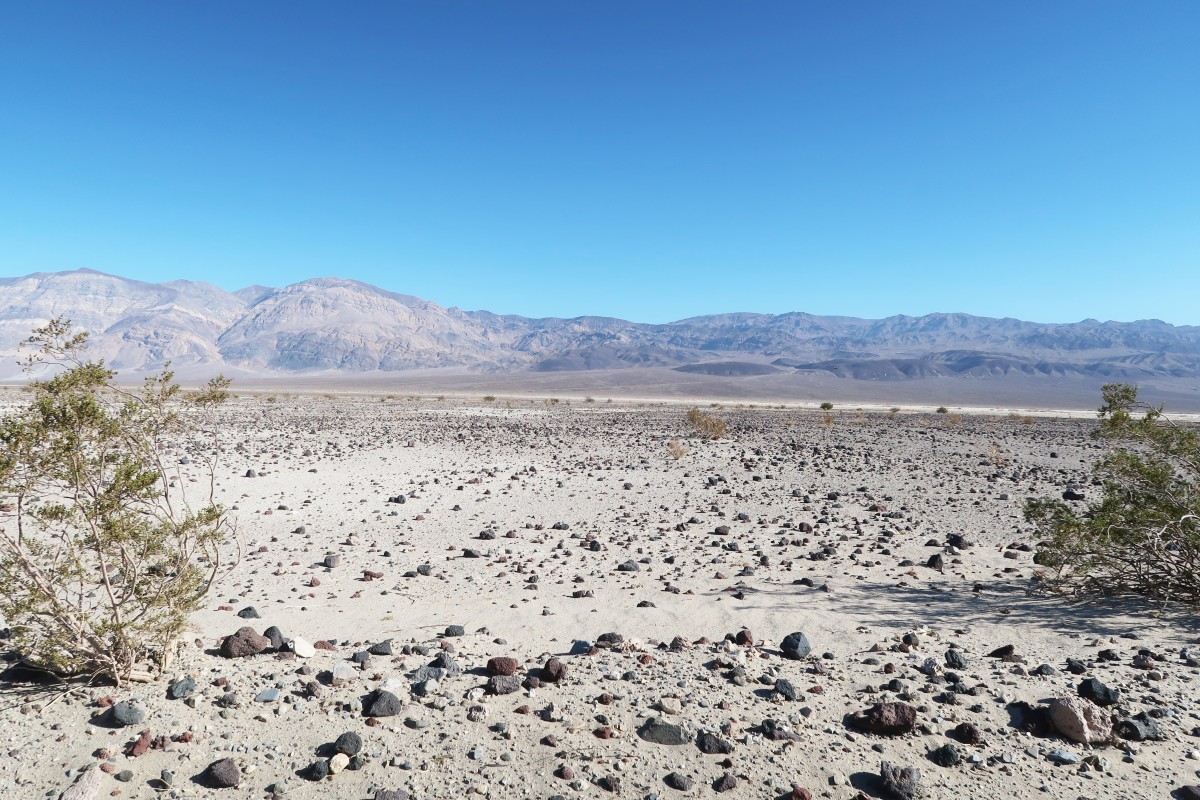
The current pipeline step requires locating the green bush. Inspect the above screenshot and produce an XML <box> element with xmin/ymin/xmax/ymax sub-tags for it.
<box><xmin>819</xmin><ymin>402</ymin><xmax>833</xmax><ymax>411</ymax></box>
<box><xmin>0</xmin><ymin>319</ymin><xmax>236</xmax><ymax>684</ymax></box>
<box><xmin>1025</xmin><ymin>384</ymin><xmax>1200</xmax><ymax>604</ymax></box>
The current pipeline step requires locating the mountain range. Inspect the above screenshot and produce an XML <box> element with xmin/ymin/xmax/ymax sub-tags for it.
<box><xmin>2</xmin><ymin>270</ymin><xmax>1199</xmax><ymax>394</ymax></box>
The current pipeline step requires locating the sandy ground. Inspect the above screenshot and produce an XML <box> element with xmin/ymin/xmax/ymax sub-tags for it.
<box><xmin>3</xmin><ymin>395</ymin><xmax>1200</xmax><ymax>799</ymax></box>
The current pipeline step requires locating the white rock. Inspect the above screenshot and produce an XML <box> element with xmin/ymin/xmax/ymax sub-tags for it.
<box><xmin>290</xmin><ymin>637</ymin><xmax>316</xmax><ymax>658</ymax></box>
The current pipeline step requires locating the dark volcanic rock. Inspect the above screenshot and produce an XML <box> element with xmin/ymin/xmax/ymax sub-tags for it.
<box><xmin>880</xmin><ymin>761</ymin><xmax>921</xmax><ymax>800</ymax></box>
<box><xmin>333</xmin><ymin>731</ymin><xmax>363</xmax><ymax>756</ymax></box>
<box><xmin>845</xmin><ymin>702</ymin><xmax>917</xmax><ymax>736</ymax></box>
<box><xmin>1078</xmin><ymin>677</ymin><xmax>1120</xmax><ymax>707</ymax></box>
<box><xmin>362</xmin><ymin>689</ymin><xmax>403</xmax><ymax>717</ymax></box>
<box><xmin>664</xmin><ymin>771</ymin><xmax>694</xmax><ymax>791</ymax></box>
<box><xmin>695</xmin><ymin>730</ymin><xmax>734</xmax><ymax>754</ymax></box>
<box><xmin>487</xmin><ymin>675</ymin><xmax>522</xmax><ymax>695</ymax></box>
<box><xmin>780</xmin><ymin>631</ymin><xmax>812</xmax><ymax>659</ymax></box>
<box><xmin>201</xmin><ymin>758</ymin><xmax>241</xmax><ymax>788</ymax></box>
<box><xmin>638</xmin><ymin>717</ymin><xmax>692</xmax><ymax>745</ymax></box>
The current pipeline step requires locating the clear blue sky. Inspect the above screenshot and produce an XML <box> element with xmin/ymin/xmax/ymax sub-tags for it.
<box><xmin>1</xmin><ymin>2</ymin><xmax>1196</xmax><ymax>324</ymax></box>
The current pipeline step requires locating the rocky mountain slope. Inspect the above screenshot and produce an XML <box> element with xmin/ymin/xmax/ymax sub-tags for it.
<box><xmin>1</xmin><ymin>269</ymin><xmax>1197</xmax><ymax>383</ymax></box>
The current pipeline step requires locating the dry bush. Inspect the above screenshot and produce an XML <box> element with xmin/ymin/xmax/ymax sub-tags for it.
<box><xmin>687</xmin><ymin>407</ymin><xmax>727</xmax><ymax>439</ymax></box>
<box><xmin>666</xmin><ymin>439</ymin><xmax>689</xmax><ymax>460</ymax></box>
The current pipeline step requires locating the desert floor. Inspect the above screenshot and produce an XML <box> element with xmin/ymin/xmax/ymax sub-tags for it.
<box><xmin>4</xmin><ymin>395</ymin><xmax>1199</xmax><ymax>800</ymax></box>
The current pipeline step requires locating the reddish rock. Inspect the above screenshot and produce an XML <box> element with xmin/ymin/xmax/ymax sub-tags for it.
<box><xmin>845</xmin><ymin>702</ymin><xmax>917</xmax><ymax>736</ymax></box>
<box><xmin>219</xmin><ymin>627</ymin><xmax>269</xmax><ymax>658</ymax></box>
<box><xmin>487</xmin><ymin>656</ymin><xmax>519</xmax><ymax>676</ymax></box>
<box><xmin>543</xmin><ymin>657</ymin><xmax>567</xmax><ymax>683</ymax></box>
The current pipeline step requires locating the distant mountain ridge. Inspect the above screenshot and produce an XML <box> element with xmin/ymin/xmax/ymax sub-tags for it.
<box><xmin>1</xmin><ymin>268</ymin><xmax>1198</xmax><ymax>382</ymax></box>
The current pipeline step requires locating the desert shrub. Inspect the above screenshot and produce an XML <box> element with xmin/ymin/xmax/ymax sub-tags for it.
<box><xmin>935</xmin><ymin>406</ymin><xmax>948</xmax><ymax>414</ymax></box>
<box><xmin>687</xmin><ymin>407</ymin><xmax>727</xmax><ymax>439</ymax></box>
<box><xmin>666</xmin><ymin>439</ymin><xmax>689</xmax><ymax>460</ymax></box>
<box><xmin>888</xmin><ymin>407</ymin><xmax>901</xmax><ymax>418</ymax></box>
<box><xmin>0</xmin><ymin>319</ymin><xmax>236</xmax><ymax>685</ymax></box>
<box><xmin>1025</xmin><ymin>384</ymin><xmax>1200</xmax><ymax>604</ymax></box>
<box><xmin>482</xmin><ymin>395</ymin><xmax>496</xmax><ymax>402</ymax></box>
<box><xmin>819</xmin><ymin>402</ymin><xmax>833</xmax><ymax>411</ymax></box>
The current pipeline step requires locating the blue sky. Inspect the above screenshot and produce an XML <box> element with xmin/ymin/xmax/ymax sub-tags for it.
<box><xmin>1</xmin><ymin>2</ymin><xmax>1196</xmax><ymax>324</ymax></box>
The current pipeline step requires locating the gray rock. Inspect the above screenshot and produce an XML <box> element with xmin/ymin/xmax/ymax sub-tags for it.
<box><xmin>362</xmin><ymin>689</ymin><xmax>403</xmax><ymax>717</ymax></box>
<box><xmin>664</xmin><ymin>772</ymin><xmax>694</xmax><ymax>791</ymax></box>
<box><xmin>780</xmin><ymin>632</ymin><xmax>812</xmax><ymax>659</ymax></box>
<box><xmin>201</xmin><ymin>758</ymin><xmax>241</xmax><ymax>788</ymax></box>
<box><xmin>638</xmin><ymin>717</ymin><xmax>692</xmax><ymax>745</ymax></box>
<box><xmin>167</xmin><ymin>676</ymin><xmax>196</xmax><ymax>700</ymax></box>
<box><xmin>109</xmin><ymin>700</ymin><xmax>146</xmax><ymax>727</ymax></box>
<box><xmin>334</xmin><ymin>731</ymin><xmax>363</xmax><ymax>756</ymax></box>
<box><xmin>880</xmin><ymin>761</ymin><xmax>920</xmax><ymax>800</ymax></box>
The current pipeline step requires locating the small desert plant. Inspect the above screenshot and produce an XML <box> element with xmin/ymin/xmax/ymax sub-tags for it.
<box><xmin>945</xmin><ymin>413</ymin><xmax>963</xmax><ymax>426</ymax></box>
<box><xmin>687</xmin><ymin>407</ymin><xmax>727</xmax><ymax>439</ymax></box>
<box><xmin>666</xmin><ymin>439</ymin><xmax>689</xmax><ymax>460</ymax></box>
<box><xmin>0</xmin><ymin>319</ymin><xmax>236</xmax><ymax>685</ymax></box>
<box><xmin>1025</xmin><ymin>384</ymin><xmax>1200</xmax><ymax>604</ymax></box>
<box><xmin>819</xmin><ymin>402</ymin><xmax>833</xmax><ymax>411</ymax></box>
<box><xmin>888</xmin><ymin>407</ymin><xmax>901</xmax><ymax>418</ymax></box>
<box><xmin>482</xmin><ymin>395</ymin><xmax>496</xmax><ymax>403</ymax></box>
<box><xmin>936</xmin><ymin>406</ymin><xmax>948</xmax><ymax>414</ymax></box>
<box><xmin>585</xmin><ymin>396</ymin><xmax>595</xmax><ymax>403</ymax></box>
<box><xmin>821</xmin><ymin>413</ymin><xmax>834</xmax><ymax>427</ymax></box>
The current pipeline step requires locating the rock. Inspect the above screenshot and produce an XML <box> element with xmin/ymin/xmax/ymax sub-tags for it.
<box><xmin>1046</xmin><ymin>748</ymin><xmax>1080</xmax><ymax>765</ymax></box>
<box><xmin>845</xmin><ymin>702</ymin><xmax>917</xmax><ymax>736</ymax></box>
<box><xmin>236</xmin><ymin>606</ymin><xmax>260</xmax><ymax>619</ymax></box>
<box><xmin>219</xmin><ymin>627</ymin><xmax>269</xmax><ymax>658</ymax></box>
<box><xmin>263</xmin><ymin>626</ymin><xmax>286</xmax><ymax>650</ymax></box>
<box><xmin>761</xmin><ymin>718</ymin><xmax>802</xmax><ymax>741</ymax></box>
<box><xmin>1077</xmin><ymin>677</ymin><xmax>1119</xmax><ymax>707</ymax></box>
<box><xmin>952</xmin><ymin>722</ymin><xmax>983</xmax><ymax>745</ymax></box>
<box><xmin>429</xmin><ymin>651</ymin><xmax>461</xmax><ymax>676</ymax></box>
<box><xmin>362</xmin><ymin>689</ymin><xmax>403</xmax><ymax>717</ymax></box>
<box><xmin>664</xmin><ymin>772</ymin><xmax>694</xmax><ymax>790</ymax></box>
<box><xmin>374</xmin><ymin>792</ymin><xmax>411</xmax><ymax>800</ymax></box>
<box><xmin>167</xmin><ymin>676</ymin><xmax>196</xmax><ymax>700</ymax></box>
<box><xmin>368</xmin><ymin>639</ymin><xmax>394</xmax><ymax>656</ymax></box>
<box><xmin>617</xmin><ymin>560</ymin><xmax>639</xmax><ymax>572</ymax></box>
<box><xmin>334</xmin><ymin>731</ymin><xmax>362</xmax><ymax>756</ymax></box>
<box><xmin>201</xmin><ymin>758</ymin><xmax>241</xmax><ymax>788</ymax></box>
<box><xmin>487</xmin><ymin>656</ymin><xmax>519</xmax><ymax>676</ymax></box>
<box><xmin>695</xmin><ymin>731</ymin><xmax>733</xmax><ymax>754</ymax></box>
<box><xmin>108</xmin><ymin>700</ymin><xmax>146</xmax><ymax>727</ymax></box>
<box><xmin>712</xmin><ymin>773</ymin><xmax>738</xmax><ymax>792</ymax></box>
<box><xmin>290</xmin><ymin>637</ymin><xmax>316</xmax><ymax>658</ymax></box>
<box><xmin>638</xmin><ymin>717</ymin><xmax>692</xmax><ymax>745</ymax></box>
<box><xmin>60</xmin><ymin>765</ymin><xmax>103</xmax><ymax>800</ymax></box>
<box><xmin>444</xmin><ymin>624</ymin><xmax>466</xmax><ymax>637</ymax></box>
<box><xmin>944</xmin><ymin>649</ymin><xmax>968</xmax><ymax>670</ymax></box>
<box><xmin>255</xmin><ymin>687</ymin><xmax>280</xmax><ymax>702</ymax></box>
<box><xmin>1048</xmin><ymin>695</ymin><xmax>1112</xmax><ymax>744</ymax></box>
<box><xmin>543</xmin><ymin>656</ymin><xmax>567</xmax><ymax>683</ymax></box>
<box><xmin>780</xmin><ymin>631</ymin><xmax>812</xmax><ymax>659</ymax></box>
<box><xmin>774</xmin><ymin>678</ymin><xmax>798</xmax><ymax>701</ymax></box>
<box><xmin>328</xmin><ymin>753</ymin><xmax>350</xmax><ymax>774</ymax></box>
<box><xmin>928</xmin><ymin>742</ymin><xmax>961</xmax><ymax>766</ymax></box>
<box><xmin>880</xmin><ymin>761</ymin><xmax>920</xmax><ymax>800</ymax></box>
<box><xmin>487</xmin><ymin>675</ymin><xmax>522</xmax><ymax>695</ymax></box>
<box><xmin>1115</xmin><ymin>712</ymin><xmax>1165</xmax><ymax>742</ymax></box>
<box><xmin>331</xmin><ymin>662</ymin><xmax>357</xmax><ymax>686</ymax></box>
